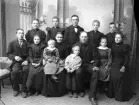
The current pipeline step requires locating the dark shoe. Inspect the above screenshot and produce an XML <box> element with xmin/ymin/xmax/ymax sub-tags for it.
<box><xmin>13</xmin><ymin>91</ymin><xmax>19</xmax><ymax>97</ymax></box>
<box><xmin>68</xmin><ymin>92</ymin><xmax>73</xmax><ymax>98</ymax></box>
<box><xmin>22</xmin><ymin>92</ymin><xmax>28</xmax><ymax>98</ymax></box>
<box><xmin>73</xmin><ymin>93</ymin><xmax>78</xmax><ymax>98</ymax></box>
<box><xmin>35</xmin><ymin>92</ymin><xmax>39</xmax><ymax>96</ymax></box>
<box><xmin>89</xmin><ymin>98</ymin><xmax>97</xmax><ymax>105</ymax></box>
<box><xmin>28</xmin><ymin>92</ymin><xmax>32</xmax><ymax>96</ymax></box>
<box><xmin>79</xmin><ymin>92</ymin><xmax>85</xmax><ymax>97</ymax></box>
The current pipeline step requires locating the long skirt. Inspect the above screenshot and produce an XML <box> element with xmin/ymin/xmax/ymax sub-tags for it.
<box><xmin>26</xmin><ymin>64</ymin><xmax>43</xmax><ymax>92</ymax></box>
<box><xmin>41</xmin><ymin>70</ymin><xmax>66</xmax><ymax>97</ymax></box>
<box><xmin>107</xmin><ymin>62</ymin><xmax>132</xmax><ymax>101</ymax></box>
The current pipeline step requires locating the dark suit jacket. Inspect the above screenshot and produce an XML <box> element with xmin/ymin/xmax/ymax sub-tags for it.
<box><xmin>64</xmin><ymin>25</ymin><xmax>84</xmax><ymax>46</ymax></box>
<box><xmin>106</xmin><ymin>32</ymin><xmax>116</xmax><ymax>48</ymax></box>
<box><xmin>7</xmin><ymin>39</ymin><xmax>28</xmax><ymax>63</ymax></box>
<box><xmin>88</xmin><ymin>30</ymin><xmax>104</xmax><ymax>48</ymax></box>
<box><xmin>74</xmin><ymin>42</ymin><xmax>99</xmax><ymax>66</ymax></box>
<box><xmin>47</xmin><ymin>27</ymin><xmax>64</xmax><ymax>41</ymax></box>
<box><xmin>25</xmin><ymin>28</ymin><xmax>46</xmax><ymax>45</ymax></box>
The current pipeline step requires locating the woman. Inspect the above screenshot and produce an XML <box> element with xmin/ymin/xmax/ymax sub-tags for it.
<box><xmin>42</xmin><ymin>32</ymin><xmax>69</xmax><ymax>97</ymax></box>
<box><xmin>107</xmin><ymin>32</ymin><xmax>132</xmax><ymax>101</ymax></box>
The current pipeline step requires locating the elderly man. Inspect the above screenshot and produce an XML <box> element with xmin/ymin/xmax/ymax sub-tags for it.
<box><xmin>74</xmin><ymin>31</ymin><xmax>100</xmax><ymax>105</ymax></box>
<box><xmin>7</xmin><ymin>28</ymin><xmax>29</xmax><ymax>98</ymax></box>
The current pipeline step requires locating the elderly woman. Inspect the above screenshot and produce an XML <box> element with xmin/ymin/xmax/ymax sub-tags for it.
<box><xmin>107</xmin><ymin>32</ymin><xmax>132</xmax><ymax>101</ymax></box>
<box><xmin>42</xmin><ymin>32</ymin><xmax>69</xmax><ymax>97</ymax></box>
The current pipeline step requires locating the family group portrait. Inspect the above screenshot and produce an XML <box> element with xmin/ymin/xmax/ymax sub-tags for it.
<box><xmin>0</xmin><ymin>0</ymin><xmax>139</xmax><ymax>105</ymax></box>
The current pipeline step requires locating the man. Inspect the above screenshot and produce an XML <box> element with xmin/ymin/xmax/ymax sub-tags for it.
<box><xmin>88</xmin><ymin>20</ymin><xmax>104</xmax><ymax>48</ymax></box>
<box><xmin>25</xmin><ymin>19</ymin><xmax>46</xmax><ymax>45</ymax></box>
<box><xmin>47</xmin><ymin>16</ymin><xmax>64</xmax><ymax>41</ymax></box>
<box><xmin>74</xmin><ymin>32</ymin><xmax>100</xmax><ymax>104</ymax></box>
<box><xmin>106</xmin><ymin>22</ymin><xmax>116</xmax><ymax>48</ymax></box>
<box><xmin>64</xmin><ymin>15</ymin><xmax>84</xmax><ymax>51</ymax></box>
<box><xmin>7</xmin><ymin>28</ymin><xmax>29</xmax><ymax>98</ymax></box>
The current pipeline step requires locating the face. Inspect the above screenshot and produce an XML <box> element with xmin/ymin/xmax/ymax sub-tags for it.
<box><xmin>100</xmin><ymin>38</ymin><xmax>107</xmax><ymax>47</ymax></box>
<box><xmin>73</xmin><ymin>46</ymin><xmax>80</xmax><ymax>55</ymax></box>
<box><xmin>115</xmin><ymin>34</ymin><xmax>122</xmax><ymax>43</ymax></box>
<box><xmin>80</xmin><ymin>32</ymin><xmax>88</xmax><ymax>43</ymax></box>
<box><xmin>71</xmin><ymin>16</ymin><xmax>79</xmax><ymax>27</ymax></box>
<box><xmin>52</xmin><ymin>18</ymin><xmax>59</xmax><ymax>27</ymax></box>
<box><xmin>16</xmin><ymin>30</ymin><xmax>24</xmax><ymax>40</ymax></box>
<box><xmin>48</xmin><ymin>41</ymin><xmax>55</xmax><ymax>48</ymax></box>
<box><xmin>34</xmin><ymin>36</ymin><xmax>40</xmax><ymax>44</ymax></box>
<box><xmin>109</xmin><ymin>24</ymin><xmax>116</xmax><ymax>33</ymax></box>
<box><xmin>93</xmin><ymin>22</ymin><xmax>100</xmax><ymax>31</ymax></box>
<box><xmin>32</xmin><ymin>20</ymin><xmax>39</xmax><ymax>29</ymax></box>
<box><xmin>55</xmin><ymin>34</ymin><xmax>63</xmax><ymax>43</ymax></box>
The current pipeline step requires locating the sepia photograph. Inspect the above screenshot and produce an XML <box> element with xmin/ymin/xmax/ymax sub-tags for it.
<box><xmin>0</xmin><ymin>0</ymin><xmax>138</xmax><ymax>105</ymax></box>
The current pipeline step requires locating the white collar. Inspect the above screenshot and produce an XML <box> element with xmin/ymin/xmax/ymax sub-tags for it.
<box><xmin>47</xmin><ymin>47</ymin><xmax>56</xmax><ymax>51</ymax></box>
<box><xmin>97</xmin><ymin>46</ymin><xmax>108</xmax><ymax>50</ymax></box>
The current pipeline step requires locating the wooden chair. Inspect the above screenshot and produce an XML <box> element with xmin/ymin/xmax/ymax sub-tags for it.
<box><xmin>0</xmin><ymin>57</ymin><xmax>13</xmax><ymax>98</ymax></box>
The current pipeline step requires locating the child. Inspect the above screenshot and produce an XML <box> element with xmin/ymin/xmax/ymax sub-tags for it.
<box><xmin>43</xmin><ymin>39</ymin><xmax>59</xmax><ymax>82</ymax></box>
<box><xmin>65</xmin><ymin>45</ymin><xmax>82</xmax><ymax>98</ymax></box>
<box><xmin>26</xmin><ymin>35</ymin><xmax>45</xmax><ymax>96</ymax></box>
<box><xmin>97</xmin><ymin>36</ymin><xmax>112</xmax><ymax>92</ymax></box>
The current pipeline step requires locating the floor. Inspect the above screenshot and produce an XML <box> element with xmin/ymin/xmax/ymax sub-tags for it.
<box><xmin>0</xmin><ymin>83</ymin><xmax>139</xmax><ymax>105</ymax></box>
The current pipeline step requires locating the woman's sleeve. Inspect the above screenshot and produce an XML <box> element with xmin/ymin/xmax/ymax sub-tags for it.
<box><xmin>55</xmin><ymin>48</ymin><xmax>60</xmax><ymax>62</ymax></box>
<box><xmin>28</xmin><ymin>46</ymin><xmax>34</xmax><ymax>63</ymax></box>
<box><xmin>107</xmin><ymin>48</ymin><xmax>112</xmax><ymax>67</ymax></box>
<box><xmin>123</xmin><ymin>44</ymin><xmax>131</xmax><ymax>67</ymax></box>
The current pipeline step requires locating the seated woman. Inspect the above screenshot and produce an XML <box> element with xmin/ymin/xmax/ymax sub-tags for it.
<box><xmin>97</xmin><ymin>36</ymin><xmax>112</xmax><ymax>92</ymax></box>
<box><xmin>26</xmin><ymin>35</ymin><xmax>45</xmax><ymax>96</ymax></box>
<box><xmin>42</xmin><ymin>35</ymin><xmax>69</xmax><ymax>97</ymax></box>
<box><xmin>107</xmin><ymin>32</ymin><xmax>132</xmax><ymax>101</ymax></box>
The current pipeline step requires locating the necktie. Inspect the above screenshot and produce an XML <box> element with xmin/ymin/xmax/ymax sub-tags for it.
<box><xmin>19</xmin><ymin>41</ymin><xmax>23</xmax><ymax>47</ymax></box>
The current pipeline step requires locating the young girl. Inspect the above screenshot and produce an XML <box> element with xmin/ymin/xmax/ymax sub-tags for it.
<box><xmin>43</xmin><ymin>39</ymin><xmax>59</xmax><ymax>82</ymax></box>
<box><xmin>97</xmin><ymin>36</ymin><xmax>112</xmax><ymax>82</ymax></box>
<box><xmin>65</xmin><ymin>45</ymin><xmax>82</xmax><ymax>98</ymax></box>
<box><xmin>26</xmin><ymin>35</ymin><xmax>45</xmax><ymax>96</ymax></box>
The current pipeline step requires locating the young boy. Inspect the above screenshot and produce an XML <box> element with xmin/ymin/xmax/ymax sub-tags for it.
<box><xmin>7</xmin><ymin>28</ymin><xmax>29</xmax><ymax>98</ymax></box>
<box><xmin>106</xmin><ymin>22</ymin><xmax>116</xmax><ymax>48</ymax></box>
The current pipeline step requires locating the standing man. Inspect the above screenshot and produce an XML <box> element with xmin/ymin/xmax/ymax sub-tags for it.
<box><xmin>88</xmin><ymin>20</ymin><xmax>104</xmax><ymax>48</ymax></box>
<box><xmin>47</xmin><ymin>16</ymin><xmax>64</xmax><ymax>41</ymax></box>
<box><xmin>106</xmin><ymin>22</ymin><xmax>116</xmax><ymax>48</ymax></box>
<box><xmin>64</xmin><ymin>15</ymin><xmax>84</xmax><ymax>51</ymax></box>
<box><xmin>25</xmin><ymin>19</ymin><xmax>46</xmax><ymax>45</ymax></box>
<box><xmin>7</xmin><ymin>28</ymin><xmax>29</xmax><ymax>98</ymax></box>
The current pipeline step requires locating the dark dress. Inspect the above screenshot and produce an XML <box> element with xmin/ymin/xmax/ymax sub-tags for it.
<box><xmin>108</xmin><ymin>42</ymin><xmax>131</xmax><ymax>101</ymax></box>
<box><xmin>97</xmin><ymin>48</ymin><xmax>112</xmax><ymax>81</ymax></box>
<box><xmin>27</xmin><ymin>43</ymin><xmax>45</xmax><ymax>92</ymax></box>
<box><xmin>41</xmin><ymin>42</ymin><xmax>69</xmax><ymax>97</ymax></box>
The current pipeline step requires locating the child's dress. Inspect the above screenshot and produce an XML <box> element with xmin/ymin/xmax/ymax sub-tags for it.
<box><xmin>43</xmin><ymin>47</ymin><xmax>59</xmax><ymax>74</ymax></box>
<box><xmin>65</xmin><ymin>54</ymin><xmax>82</xmax><ymax>91</ymax></box>
<box><xmin>97</xmin><ymin>46</ymin><xmax>112</xmax><ymax>81</ymax></box>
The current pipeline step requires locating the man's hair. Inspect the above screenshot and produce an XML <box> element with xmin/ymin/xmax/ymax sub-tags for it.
<box><xmin>32</xmin><ymin>19</ymin><xmax>39</xmax><ymax>23</ymax></box>
<box><xmin>71</xmin><ymin>14</ymin><xmax>79</xmax><ymax>20</ymax></box>
<box><xmin>52</xmin><ymin>16</ymin><xmax>59</xmax><ymax>21</ymax></box>
<box><xmin>92</xmin><ymin>20</ymin><xmax>100</xmax><ymax>26</ymax></box>
<box><xmin>109</xmin><ymin>22</ymin><xmax>115</xmax><ymax>25</ymax></box>
<box><xmin>99</xmin><ymin>36</ymin><xmax>107</xmax><ymax>42</ymax></box>
<box><xmin>16</xmin><ymin>28</ymin><xmax>24</xmax><ymax>33</ymax></box>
